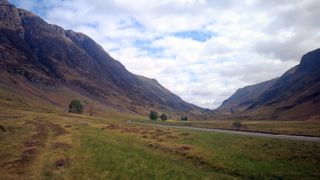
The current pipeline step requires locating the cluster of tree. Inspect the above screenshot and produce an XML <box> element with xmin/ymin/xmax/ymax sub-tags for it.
<box><xmin>149</xmin><ymin>111</ymin><xmax>188</xmax><ymax>121</ymax></box>
<box><xmin>69</xmin><ymin>99</ymin><xmax>83</xmax><ymax>114</ymax></box>
<box><xmin>149</xmin><ymin>111</ymin><xmax>168</xmax><ymax>121</ymax></box>
<box><xmin>180</xmin><ymin>116</ymin><xmax>188</xmax><ymax>121</ymax></box>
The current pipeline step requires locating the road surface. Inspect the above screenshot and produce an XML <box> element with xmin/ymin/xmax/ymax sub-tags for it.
<box><xmin>127</xmin><ymin>120</ymin><xmax>320</xmax><ymax>143</ymax></box>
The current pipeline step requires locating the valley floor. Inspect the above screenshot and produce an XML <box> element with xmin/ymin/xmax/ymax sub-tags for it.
<box><xmin>1</xmin><ymin>108</ymin><xmax>320</xmax><ymax>179</ymax></box>
<box><xmin>133</xmin><ymin>119</ymin><xmax>320</xmax><ymax>137</ymax></box>
<box><xmin>128</xmin><ymin>120</ymin><xmax>320</xmax><ymax>142</ymax></box>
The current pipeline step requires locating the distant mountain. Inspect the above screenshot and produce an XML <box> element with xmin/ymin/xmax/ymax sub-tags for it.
<box><xmin>215</xmin><ymin>49</ymin><xmax>320</xmax><ymax>120</ymax></box>
<box><xmin>0</xmin><ymin>0</ymin><xmax>205</xmax><ymax>117</ymax></box>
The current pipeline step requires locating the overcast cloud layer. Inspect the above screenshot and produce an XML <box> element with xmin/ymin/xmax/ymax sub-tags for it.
<box><xmin>11</xmin><ymin>0</ymin><xmax>320</xmax><ymax>109</ymax></box>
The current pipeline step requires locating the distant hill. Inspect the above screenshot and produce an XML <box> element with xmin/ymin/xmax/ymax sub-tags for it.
<box><xmin>215</xmin><ymin>49</ymin><xmax>320</xmax><ymax>120</ymax></box>
<box><xmin>0</xmin><ymin>0</ymin><xmax>206</xmax><ymax>117</ymax></box>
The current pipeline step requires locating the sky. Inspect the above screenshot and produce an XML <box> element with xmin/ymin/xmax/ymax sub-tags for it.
<box><xmin>10</xmin><ymin>0</ymin><xmax>320</xmax><ymax>109</ymax></box>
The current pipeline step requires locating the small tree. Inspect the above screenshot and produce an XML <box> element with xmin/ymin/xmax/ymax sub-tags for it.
<box><xmin>69</xmin><ymin>99</ymin><xmax>83</xmax><ymax>114</ymax></box>
<box><xmin>149</xmin><ymin>111</ymin><xmax>158</xmax><ymax>120</ymax></box>
<box><xmin>181</xmin><ymin>116</ymin><xmax>188</xmax><ymax>121</ymax></box>
<box><xmin>160</xmin><ymin>113</ymin><xmax>168</xmax><ymax>121</ymax></box>
<box><xmin>232</xmin><ymin>121</ymin><xmax>242</xmax><ymax>130</ymax></box>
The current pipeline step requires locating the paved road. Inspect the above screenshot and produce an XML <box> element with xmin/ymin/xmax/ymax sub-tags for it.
<box><xmin>127</xmin><ymin>120</ymin><xmax>320</xmax><ymax>143</ymax></box>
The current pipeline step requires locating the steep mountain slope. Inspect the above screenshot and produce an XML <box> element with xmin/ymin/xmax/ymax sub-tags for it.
<box><xmin>217</xmin><ymin>78</ymin><xmax>278</xmax><ymax>112</ymax></box>
<box><xmin>0</xmin><ymin>0</ymin><xmax>204</xmax><ymax>116</ymax></box>
<box><xmin>216</xmin><ymin>49</ymin><xmax>320</xmax><ymax>120</ymax></box>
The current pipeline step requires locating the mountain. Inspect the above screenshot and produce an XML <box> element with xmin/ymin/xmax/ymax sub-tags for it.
<box><xmin>0</xmin><ymin>0</ymin><xmax>205</xmax><ymax>117</ymax></box>
<box><xmin>215</xmin><ymin>49</ymin><xmax>320</xmax><ymax>120</ymax></box>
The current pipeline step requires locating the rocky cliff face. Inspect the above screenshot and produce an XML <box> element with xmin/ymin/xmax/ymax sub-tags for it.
<box><xmin>216</xmin><ymin>49</ymin><xmax>320</xmax><ymax>120</ymax></box>
<box><xmin>0</xmin><ymin>1</ymin><xmax>205</xmax><ymax>116</ymax></box>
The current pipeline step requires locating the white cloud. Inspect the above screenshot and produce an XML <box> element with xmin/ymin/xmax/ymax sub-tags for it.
<box><xmin>10</xmin><ymin>0</ymin><xmax>320</xmax><ymax>108</ymax></box>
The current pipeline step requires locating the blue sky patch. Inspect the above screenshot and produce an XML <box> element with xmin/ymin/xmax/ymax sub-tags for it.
<box><xmin>133</xmin><ymin>39</ymin><xmax>165</xmax><ymax>57</ymax></box>
<box><xmin>173</xmin><ymin>30</ymin><xmax>216</xmax><ymax>42</ymax></box>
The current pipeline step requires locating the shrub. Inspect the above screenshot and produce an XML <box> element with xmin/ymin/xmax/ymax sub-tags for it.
<box><xmin>160</xmin><ymin>113</ymin><xmax>168</xmax><ymax>121</ymax></box>
<box><xmin>69</xmin><ymin>99</ymin><xmax>84</xmax><ymax>114</ymax></box>
<box><xmin>0</xmin><ymin>125</ymin><xmax>5</xmax><ymax>132</ymax></box>
<box><xmin>232</xmin><ymin>121</ymin><xmax>242</xmax><ymax>130</ymax></box>
<box><xmin>181</xmin><ymin>116</ymin><xmax>188</xmax><ymax>121</ymax></box>
<box><xmin>149</xmin><ymin>111</ymin><xmax>158</xmax><ymax>120</ymax></box>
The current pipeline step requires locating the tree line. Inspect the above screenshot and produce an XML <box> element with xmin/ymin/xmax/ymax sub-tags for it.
<box><xmin>149</xmin><ymin>111</ymin><xmax>188</xmax><ymax>121</ymax></box>
<box><xmin>68</xmin><ymin>99</ymin><xmax>189</xmax><ymax>122</ymax></box>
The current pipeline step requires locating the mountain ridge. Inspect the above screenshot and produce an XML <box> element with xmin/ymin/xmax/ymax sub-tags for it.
<box><xmin>0</xmin><ymin>1</ymin><xmax>206</xmax><ymax>117</ymax></box>
<box><xmin>215</xmin><ymin>49</ymin><xmax>320</xmax><ymax>120</ymax></box>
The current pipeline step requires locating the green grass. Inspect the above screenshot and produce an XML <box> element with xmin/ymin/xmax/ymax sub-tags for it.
<box><xmin>179</xmin><ymin>131</ymin><xmax>320</xmax><ymax>179</ymax></box>
<box><xmin>65</xmin><ymin>126</ymin><xmax>231</xmax><ymax>180</ymax></box>
<box><xmin>1</xmin><ymin>104</ymin><xmax>320</xmax><ymax>179</ymax></box>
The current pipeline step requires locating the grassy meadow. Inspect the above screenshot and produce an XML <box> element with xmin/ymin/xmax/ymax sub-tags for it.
<box><xmin>134</xmin><ymin>119</ymin><xmax>320</xmax><ymax>137</ymax></box>
<box><xmin>1</xmin><ymin>90</ymin><xmax>320</xmax><ymax>179</ymax></box>
<box><xmin>1</xmin><ymin>111</ymin><xmax>320</xmax><ymax>179</ymax></box>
